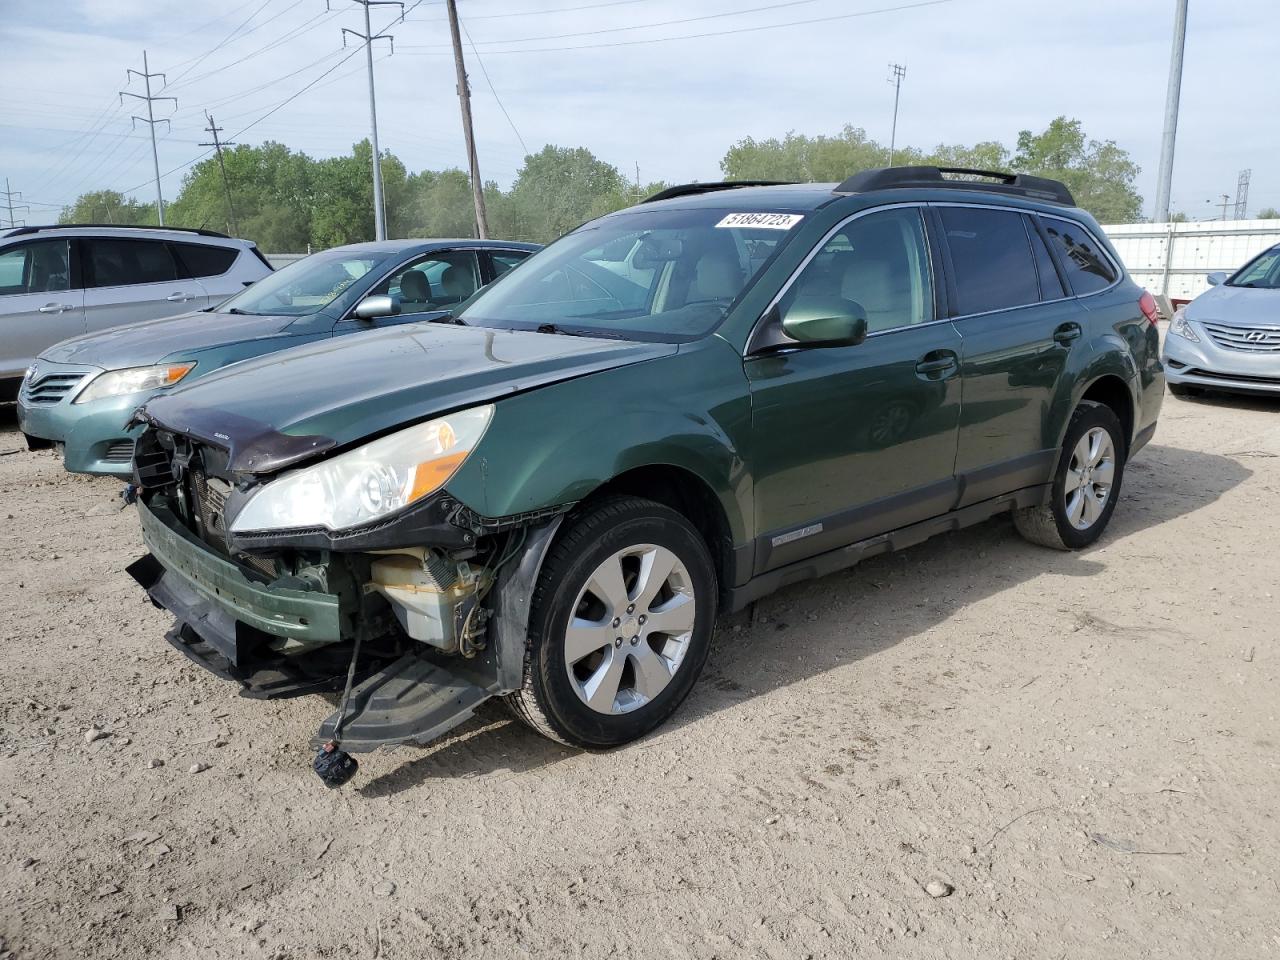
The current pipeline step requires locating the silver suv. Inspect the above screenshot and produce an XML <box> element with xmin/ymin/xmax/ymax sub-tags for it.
<box><xmin>0</xmin><ymin>225</ymin><xmax>272</xmax><ymax>400</ymax></box>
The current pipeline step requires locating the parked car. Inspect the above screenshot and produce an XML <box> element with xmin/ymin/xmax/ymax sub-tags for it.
<box><xmin>124</xmin><ymin>167</ymin><xmax>1164</xmax><ymax>785</ymax></box>
<box><xmin>18</xmin><ymin>238</ymin><xmax>538</xmax><ymax>476</ymax></box>
<box><xmin>1163</xmin><ymin>244</ymin><xmax>1280</xmax><ymax>397</ymax></box>
<box><xmin>0</xmin><ymin>224</ymin><xmax>272</xmax><ymax>401</ymax></box>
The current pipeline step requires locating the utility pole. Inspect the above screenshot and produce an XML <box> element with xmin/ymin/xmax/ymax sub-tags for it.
<box><xmin>1217</xmin><ymin>193</ymin><xmax>1232</xmax><ymax>221</ymax></box>
<box><xmin>121</xmin><ymin>51</ymin><xmax>176</xmax><ymax>225</ymax></box>
<box><xmin>200</xmin><ymin>113</ymin><xmax>238</xmax><ymax>236</ymax></box>
<box><xmin>887</xmin><ymin>63</ymin><xmax>906</xmax><ymax>167</ymax></box>
<box><xmin>1</xmin><ymin>179</ymin><xmax>27</xmax><ymax>229</ymax></box>
<box><xmin>1234</xmin><ymin>169</ymin><xmax>1251</xmax><ymax>220</ymax></box>
<box><xmin>1153</xmin><ymin>0</ymin><xmax>1189</xmax><ymax>223</ymax></box>
<box><xmin>446</xmin><ymin>0</ymin><xmax>490</xmax><ymax>238</ymax></box>
<box><xmin>335</xmin><ymin>0</ymin><xmax>402</xmax><ymax>241</ymax></box>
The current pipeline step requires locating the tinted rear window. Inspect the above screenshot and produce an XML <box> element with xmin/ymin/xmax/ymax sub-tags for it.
<box><xmin>940</xmin><ymin>207</ymin><xmax>1039</xmax><ymax>315</ymax></box>
<box><xmin>1042</xmin><ymin>218</ymin><xmax>1118</xmax><ymax>295</ymax></box>
<box><xmin>174</xmin><ymin>242</ymin><xmax>238</xmax><ymax>278</ymax></box>
<box><xmin>85</xmin><ymin>238</ymin><xmax>178</xmax><ymax>287</ymax></box>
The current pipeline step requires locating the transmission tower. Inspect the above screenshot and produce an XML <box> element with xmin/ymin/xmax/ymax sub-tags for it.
<box><xmin>1</xmin><ymin>179</ymin><xmax>27</xmax><ymax>229</ymax></box>
<box><xmin>1234</xmin><ymin>169</ymin><xmax>1251</xmax><ymax>220</ymax></box>
<box><xmin>332</xmin><ymin>0</ymin><xmax>402</xmax><ymax>241</ymax></box>
<box><xmin>200</xmin><ymin>113</ymin><xmax>238</xmax><ymax>236</ymax></box>
<box><xmin>120</xmin><ymin>51</ymin><xmax>177</xmax><ymax>225</ymax></box>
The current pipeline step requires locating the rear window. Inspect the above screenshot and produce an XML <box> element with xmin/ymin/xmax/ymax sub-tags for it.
<box><xmin>174</xmin><ymin>242</ymin><xmax>238</xmax><ymax>278</ymax></box>
<box><xmin>940</xmin><ymin>207</ymin><xmax>1039</xmax><ymax>315</ymax></box>
<box><xmin>1041</xmin><ymin>218</ymin><xmax>1118</xmax><ymax>295</ymax></box>
<box><xmin>85</xmin><ymin>238</ymin><xmax>178</xmax><ymax>288</ymax></box>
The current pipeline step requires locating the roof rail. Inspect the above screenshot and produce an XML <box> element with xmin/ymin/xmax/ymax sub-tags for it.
<box><xmin>642</xmin><ymin>180</ymin><xmax>796</xmax><ymax>204</ymax></box>
<box><xmin>2</xmin><ymin>223</ymin><xmax>232</xmax><ymax>240</ymax></box>
<box><xmin>834</xmin><ymin>166</ymin><xmax>1075</xmax><ymax>206</ymax></box>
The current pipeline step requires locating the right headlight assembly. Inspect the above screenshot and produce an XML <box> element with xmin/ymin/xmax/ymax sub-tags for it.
<box><xmin>1168</xmin><ymin>307</ymin><xmax>1200</xmax><ymax>343</ymax></box>
<box><xmin>229</xmin><ymin>405</ymin><xmax>493</xmax><ymax>534</ymax></box>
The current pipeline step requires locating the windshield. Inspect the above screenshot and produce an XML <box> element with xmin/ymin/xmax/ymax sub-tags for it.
<box><xmin>1228</xmin><ymin>247</ymin><xmax>1280</xmax><ymax>289</ymax></box>
<box><xmin>217</xmin><ymin>249</ymin><xmax>391</xmax><ymax>316</ymax></box>
<box><xmin>458</xmin><ymin>207</ymin><xmax>804</xmax><ymax>340</ymax></box>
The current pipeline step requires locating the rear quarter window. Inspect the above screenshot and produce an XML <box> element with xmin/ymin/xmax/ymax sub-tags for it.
<box><xmin>173</xmin><ymin>242</ymin><xmax>239</xmax><ymax>278</ymax></box>
<box><xmin>1041</xmin><ymin>218</ymin><xmax>1118</xmax><ymax>295</ymax></box>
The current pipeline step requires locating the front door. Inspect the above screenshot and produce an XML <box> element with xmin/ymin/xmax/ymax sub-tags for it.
<box><xmin>746</xmin><ymin>206</ymin><xmax>963</xmax><ymax>573</ymax></box>
<box><xmin>0</xmin><ymin>238</ymin><xmax>84</xmax><ymax>379</ymax></box>
<box><xmin>335</xmin><ymin>251</ymin><xmax>484</xmax><ymax>334</ymax></box>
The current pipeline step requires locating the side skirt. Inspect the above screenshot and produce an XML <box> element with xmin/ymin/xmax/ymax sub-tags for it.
<box><xmin>726</xmin><ymin>484</ymin><xmax>1049</xmax><ymax>613</ymax></box>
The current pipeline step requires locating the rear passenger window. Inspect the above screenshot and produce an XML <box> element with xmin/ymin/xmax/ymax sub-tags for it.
<box><xmin>1042</xmin><ymin>219</ymin><xmax>1117</xmax><ymax>295</ymax></box>
<box><xmin>85</xmin><ymin>239</ymin><xmax>178</xmax><ymax>288</ymax></box>
<box><xmin>940</xmin><ymin>207</ymin><xmax>1039</xmax><ymax>315</ymax></box>
<box><xmin>491</xmin><ymin>252</ymin><xmax>529</xmax><ymax>277</ymax></box>
<box><xmin>780</xmin><ymin>207</ymin><xmax>933</xmax><ymax>334</ymax></box>
<box><xmin>173</xmin><ymin>242</ymin><xmax>238</xmax><ymax>278</ymax></box>
<box><xmin>1026</xmin><ymin>219</ymin><xmax>1066</xmax><ymax>300</ymax></box>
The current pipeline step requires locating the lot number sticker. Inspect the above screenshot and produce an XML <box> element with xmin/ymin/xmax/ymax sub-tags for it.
<box><xmin>715</xmin><ymin>212</ymin><xmax>804</xmax><ymax>230</ymax></box>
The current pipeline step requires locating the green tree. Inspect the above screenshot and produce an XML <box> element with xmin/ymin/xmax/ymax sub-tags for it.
<box><xmin>58</xmin><ymin>190</ymin><xmax>156</xmax><ymax>226</ymax></box>
<box><xmin>720</xmin><ymin>125</ymin><xmax>894</xmax><ymax>182</ymax></box>
<box><xmin>1257</xmin><ymin>207</ymin><xmax>1280</xmax><ymax>220</ymax></box>
<box><xmin>504</xmin><ymin>145</ymin><xmax>629</xmax><ymax>242</ymax></box>
<box><xmin>1012</xmin><ymin>117</ymin><xmax>1142</xmax><ymax>223</ymax></box>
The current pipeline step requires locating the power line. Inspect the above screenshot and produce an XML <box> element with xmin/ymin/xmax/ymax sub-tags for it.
<box><xmin>160</xmin><ymin>0</ymin><xmax>282</xmax><ymax>91</ymax></box>
<box><xmin>461</xmin><ymin>20</ymin><xmax>528</xmax><ymax>156</ymax></box>
<box><xmin>121</xmin><ymin>51</ymin><xmax>177</xmax><ymax>224</ymax></box>
<box><xmin>397</xmin><ymin>0</ymin><xmax>953</xmax><ymax>56</ymax></box>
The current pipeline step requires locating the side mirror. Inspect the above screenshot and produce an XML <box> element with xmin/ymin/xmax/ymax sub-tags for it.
<box><xmin>353</xmin><ymin>294</ymin><xmax>401</xmax><ymax>321</ymax></box>
<box><xmin>1206</xmin><ymin>271</ymin><xmax>1227</xmax><ymax>286</ymax></box>
<box><xmin>780</xmin><ymin>299</ymin><xmax>869</xmax><ymax>348</ymax></box>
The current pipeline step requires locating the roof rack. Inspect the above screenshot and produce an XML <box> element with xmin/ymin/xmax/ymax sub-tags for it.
<box><xmin>2</xmin><ymin>223</ymin><xmax>232</xmax><ymax>239</ymax></box>
<box><xmin>834</xmin><ymin>166</ymin><xmax>1075</xmax><ymax>206</ymax></box>
<box><xmin>642</xmin><ymin>180</ymin><xmax>797</xmax><ymax>204</ymax></box>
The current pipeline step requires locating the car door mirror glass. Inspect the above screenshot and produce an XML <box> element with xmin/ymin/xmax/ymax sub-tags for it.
<box><xmin>353</xmin><ymin>294</ymin><xmax>401</xmax><ymax>321</ymax></box>
<box><xmin>1206</xmin><ymin>271</ymin><xmax>1227</xmax><ymax>286</ymax></box>
<box><xmin>780</xmin><ymin>298</ymin><xmax>869</xmax><ymax>347</ymax></box>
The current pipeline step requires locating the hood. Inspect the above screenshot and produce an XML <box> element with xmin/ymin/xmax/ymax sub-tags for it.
<box><xmin>136</xmin><ymin>322</ymin><xmax>676</xmax><ymax>475</ymax></box>
<box><xmin>41</xmin><ymin>310</ymin><xmax>297</xmax><ymax>367</ymax></box>
<box><xmin>1186</xmin><ymin>284</ymin><xmax>1280</xmax><ymax>326</ymax></box>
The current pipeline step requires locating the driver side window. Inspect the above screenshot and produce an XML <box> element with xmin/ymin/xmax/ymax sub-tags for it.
<box><xmin>780</xmin><ymin>208</ymin><xmax>933</xmax><ymax>334</ymax></box>
<box><xmin>372</xmin><ymin>252</ymin><xmax>480</xmax><ymax>313</ymax></box>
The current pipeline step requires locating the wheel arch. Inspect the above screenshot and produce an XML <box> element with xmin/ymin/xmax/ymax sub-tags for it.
<box><xmin>1078</xmin><ymin>373</ymin><xmax>1135</xmax><ymax>454</ymax></box>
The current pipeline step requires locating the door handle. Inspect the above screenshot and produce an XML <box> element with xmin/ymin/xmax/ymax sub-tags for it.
<box><xmin>914</xmin><ymin>351</ymin><xmax>959</xmax><ymax>379</ymax></box>
<box><xmin>38</xmin><ymin>303</ymin><xmax>71</xmax><ymax>314</ymax></box>
<box><xmin>1053</xmin><ymin>322</ymin><xmax>1082</xmax><ymax>345</ymax></box>
<box><xmin>166</xmin><ymin>292</ymin><xmax>193</xmax><ymax>302</ymax></box>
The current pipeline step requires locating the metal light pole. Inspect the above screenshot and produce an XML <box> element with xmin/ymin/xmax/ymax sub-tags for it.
<box><xmin>887</xmin><ymin>63</ymin><xmax>906</xmax><ymax>167</ymax></box>
<box><xmin>121</xmin><ymin>51</ymin><xmax>176</xmax><ymax>225</ymax></box>
<box><xmin>1153</xmin><ymin>0</ymin><xmax>1189</xmax><ymax>223</ymax></box>
<box><xmin>336</xmin><ymin>0</ymin><xmax>402</xmax><ymax>241</ymax></box>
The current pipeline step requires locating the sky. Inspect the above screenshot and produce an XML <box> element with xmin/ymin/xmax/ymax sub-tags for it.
<box><xmin>0</xmin><ymin>0</ymin><xmax>1274</xmax><ymax>224</ymax></box>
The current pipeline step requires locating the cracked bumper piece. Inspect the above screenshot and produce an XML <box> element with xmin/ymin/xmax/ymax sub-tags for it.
<box><xmin>128</xmin><ymin>498</ymin><xmax>343</xmax><ymax>663</ymax></box>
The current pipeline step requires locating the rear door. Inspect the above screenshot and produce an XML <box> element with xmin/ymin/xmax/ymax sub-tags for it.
<box><xmin>746</xmin><ymin>205</ymin><xmax>964</xmax><ymax>572</ymax></box>
<box><xmin>482</xmin><ymin>249</ymin><xmax>534</xmax><ymax>283</ymax></box>
<box><xmin>170</xmin><ymin>241</ymin><xmax>244</xmax><ymax>308</ymax></box>
<box><xmin>0</xmin><ymin>238</ymin><xmax>85</xmax><ymax>378</ymax></box>
<box><xmin>81</xmin><ymin>236</ymin><xmax>204</xmax><ymax>332</ymax></box>
<box><xmin>935</xmin><ymin>204</ymin><xmax>1084</xmax><ymax>506</ymax></box>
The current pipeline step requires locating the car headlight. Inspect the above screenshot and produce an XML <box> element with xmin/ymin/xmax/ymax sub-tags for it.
<box><xmin>74</xmin><ymin>363</ymin><xmax>195</xmax><ymax>404</ymax></box>
<box><xmin>230</xmin><ymin>405</ymin><xmax>493</xmax><ymax>533</ymax></box>
<box><xmin>1168</xmin><ymin>308</ymin><xmax>1200</xmax><ymax>343</ymax></box>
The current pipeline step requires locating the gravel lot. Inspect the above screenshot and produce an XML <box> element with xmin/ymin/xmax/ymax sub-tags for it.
<box><xmin>1</xmin><ymin>387</ymin><xmax>1277</xmax><ymax>960</ymax></box>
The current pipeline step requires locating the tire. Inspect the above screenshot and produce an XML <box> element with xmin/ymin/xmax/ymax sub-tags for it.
<box><xmin>1013</xmin><ymin>401</ymin><xmax>1126</xmax><ymax>551</ymax></box>
<box><xmin>505</xmin><ymin>496</ymin><xmax>717</xmax><ymax>748</ymax></box>
<box><xmin>1168</xmin><ymin>383</ymin><xmax>1201</xmax><ymax>399</ymax></box>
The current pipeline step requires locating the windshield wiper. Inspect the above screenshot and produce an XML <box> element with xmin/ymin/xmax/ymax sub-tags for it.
<box><xmin>427</xmin><ymin>311</ymin><xmax>465</xmax><ymax>325</ymax></box>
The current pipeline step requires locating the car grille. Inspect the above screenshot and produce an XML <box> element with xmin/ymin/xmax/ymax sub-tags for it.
<box><xmin>1201</xmin><ymin>321</ymin><xmax>1280</xmax><ymax>353</ymax></box>
<box><xmin>188</xmin><ymin>461</ymin><xmax>277</xmax><ymax>581</ymax></box>
<box><xmin>103</xmin><ymin>440</ymin><xmax>135</xmax><ymax>464</ymax></box>
<box><xmin>20</xmin><ymin>372</ymin><xmax>86</xmax><ymax>405</ymax></box>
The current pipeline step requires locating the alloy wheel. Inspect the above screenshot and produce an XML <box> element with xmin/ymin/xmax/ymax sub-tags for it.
<box><xmin>1064</xmin><ymin>426</ymin><xmax>1116</xmax><ymax>530</ymax></box>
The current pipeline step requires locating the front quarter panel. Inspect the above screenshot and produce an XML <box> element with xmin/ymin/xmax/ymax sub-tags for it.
<box><xmin>444</xmin><ymin>336</ymin><xmax>753</xmax><ymax>546</ymax></box>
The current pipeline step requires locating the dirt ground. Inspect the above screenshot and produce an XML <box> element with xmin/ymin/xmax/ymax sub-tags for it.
<box><xmin>1</xmin><ymin>386</ymin><xmax>1278</xmax><ymax>960</ymax></box>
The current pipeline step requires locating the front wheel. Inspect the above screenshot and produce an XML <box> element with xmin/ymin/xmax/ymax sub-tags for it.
<box><xmin>506</xmin><ymin>496</ymin><xmax>717</xmax><ymax>747</ymax></box>
<box><xmin>1013</xmin><ymin>401</ymin><xmax>1126</xmax><ymax>550</ymax></box>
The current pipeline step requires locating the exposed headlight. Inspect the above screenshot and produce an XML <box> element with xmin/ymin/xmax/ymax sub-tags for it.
<box><xmin>230</xmin><ymin>405</ymin><xmax>493</xmax><ymax>533</ymax></box>
<box><xmin>1168</xmin><ymin>308</ymin><xmax>1200</xmax><ymax>343</ymax></box>
<box><xmin>74</xmin><ymin>363</ymin><xmax>195</xmax><ymax>404</ymax></box>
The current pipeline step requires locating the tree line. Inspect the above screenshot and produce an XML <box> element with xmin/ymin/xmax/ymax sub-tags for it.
<box><xmin>60</xmin><ymin>116</ymin><xmax>1184</xmax><ymax>251</ymax></box>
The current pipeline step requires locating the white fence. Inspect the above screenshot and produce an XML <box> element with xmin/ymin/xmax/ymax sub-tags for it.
<box><xmin>1101</xmin><ymin>220</ymin><xmax>1280</xmax><ymax>303</ymax></box>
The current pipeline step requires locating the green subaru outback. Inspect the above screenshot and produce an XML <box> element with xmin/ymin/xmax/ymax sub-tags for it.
<box><xmin>126</xmin><ymin>167</ymin><xmax>1164</xmax><ymax>784</ymax></box>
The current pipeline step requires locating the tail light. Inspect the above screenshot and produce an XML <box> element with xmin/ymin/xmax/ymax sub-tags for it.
<box><xmin>1138</xmin><ymin>290</ymin><xmax>1160</xmax><ymax>326</ymax></box>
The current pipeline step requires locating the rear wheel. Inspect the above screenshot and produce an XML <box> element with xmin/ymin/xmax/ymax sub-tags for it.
<box><xmin>506</xmin><ymin>496</ymin><xmax>717</xmax><ymax>747</ymax></box>
<box><xmin>1013</xmin><ymin>401</ymin><xmax>1126</xmax><ymax>550</ymax></box>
